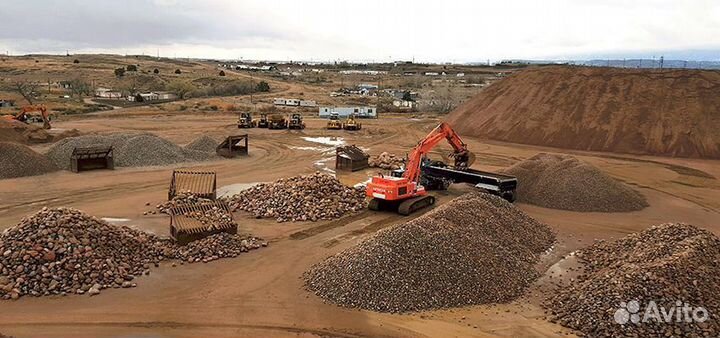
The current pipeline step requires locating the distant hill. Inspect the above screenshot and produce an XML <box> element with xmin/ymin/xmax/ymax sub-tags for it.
<box><xmin>446</xmin><ymin>66</ymin><xmax>720</xmax><ymax>159</ymax></box>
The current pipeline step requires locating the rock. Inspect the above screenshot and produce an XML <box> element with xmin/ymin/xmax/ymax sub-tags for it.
<box><xmin>88</xmin><ymin>284</ymin><xmax>101</xmax><ymax>296</ymax></box>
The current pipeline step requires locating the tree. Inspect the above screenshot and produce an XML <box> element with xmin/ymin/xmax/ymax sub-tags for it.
<box><xmin>13</xmin><ymin>81</ymin><xmax>40</xmax><ymax>105</ymax></box>
<box><xmin>114</xmin><ymin>68</ymin><xmax>126</xmax><ymax>78</ymax></box>
<box><xmin>167</xmin><ymin>80</ymin><xmax>194</xmax><ymax>99</ymax></box>
<box><xmin>73</xmin><ymin>59</ymin><xmax>80</xmax><ymax>64</ymax></box>
<box><xmin>134</xmin><ymin>94</ymin><xmax>144</xmax><ymax>102</ymax></box>
<box><xmin>256</xmin><ymin>81</ymin><xmax>270</xmax><ymax>92</ymax></box>
<box><xmin>153</xmin><ymin>68</ymin><xmax>159</xmax><ymax>74</ymax></box>
<box><xmin>68</xmin><ymin>78</ymin><xmax>91</xmax><ymax>101</ymax></box>
<box><xmin>126</xmin><ymin>64</ymin><xmax>138</xmax><ymax>71</ymax></box>
<box><xmin>402</xmin><ymin>91</ymin><xmax>413</xmax><ymax>101</ymax></box>
<box><xmin>219</xmin><ymin>70</ymin><xmax>226</xmax><ymax>76</ymax></box>
<box><xmin>174</xmin><ymin>69</ymin><xmax>182</xmax><ymax>74</ymax></box>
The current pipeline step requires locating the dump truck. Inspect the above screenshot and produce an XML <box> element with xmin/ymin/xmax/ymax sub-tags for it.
<box><xmin>343</xmin><ymin>114</ymin><xmax>362</xmax><ymax>131</ymax></box>
<box><xmin>237</xmin><ymin>112</ymin><xmax>256</xmax><ymax>128</ymax></box>
<box><xmin>268</xmin><ymin>114</ymin><xmax>288</xmax><ymax>129</ymax></box>
<box><xmin>326</xmin><ymin>112</ymin><xmax>343</xmax><ymax>130</ymax></box>
<box><xmin>288</xmin><ymin>113</ymin><xmax>306</xmax><ymax>129</ymax></box>
<box><xmin>257</xmin><ymin>113</ymin><xmax>269</xmax><ymax>128</ymax></box>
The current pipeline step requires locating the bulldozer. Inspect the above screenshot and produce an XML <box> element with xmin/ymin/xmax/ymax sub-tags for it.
<box><xmin>237</xmin><ymin>112</ymin><xmax>256</xmax><ymax>128</ymax></box>
<box><xmin>268</xmin><ymin>114</ymin><xmax>288</xmax><ymax>129</ymax></box>
<box><xmin>288</xmin><ymin>113</ymin><xmax>306</xmax><ymax>129</ymax></box>
<box><xmin>257</xmin><ymin>113</ymin><xmax>269</xmax><ymax>128</ymax></box>
<box><xmin>326</xmin><ymin>112</ymin><xmax>343</xmax><ymax>130</ymax></box>
<box><xmin>1</xmin><ymin>104</ymin><xmax>52</xmax><ymax>129</ymax></box>
<box><xmin>342</xmin><ymin>114</ymin><xmax>362</xmax><ymax>131</ymax></box>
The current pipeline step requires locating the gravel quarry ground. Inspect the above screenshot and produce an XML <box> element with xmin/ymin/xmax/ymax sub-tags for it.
<box><xmin>0</xmin><ymin>114</ymin><xmax>718</xmax><ymax>338</ymax></box>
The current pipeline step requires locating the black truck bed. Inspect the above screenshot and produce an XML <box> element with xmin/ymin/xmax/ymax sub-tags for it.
<box><xmin>421</xmin><ymin>164</ymin><xmax>518</xmax><ymax>201</ymax></box>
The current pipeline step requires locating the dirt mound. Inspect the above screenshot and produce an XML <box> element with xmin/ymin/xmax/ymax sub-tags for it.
<box><xmin>0</xmin><ymin>207</ymin><xmax>265</xmax><ymax>299</ymax></box>
<box><xmin>185</xmin><ymin>135</ymin><xmax>218</xmax><ymax>153</ymax></box>
<box><xmin>0</xmin><ymin>142</ymin><xmax>58</xmax><ymax>179</ymax></box>
<box><xmin>447</xmin><ymin>66</ymin><xmax>720</xmax><ymax>158</ymax></box>
<box><xmin>45</xmin><ymin>133</ymin><xmax>215</xmax><ymax>169</ymax></box>
<box><xmin>546</xmin><ymin>223</ymin><xmax>720</xmax><ymax>337</ymax></box>
<box><xmin>225</xmin><ymin>172</ymin><xmax>366</xmax><ymax>222</ymax></box>
<box><xmin>304</xmin><ymin>192</ymin><xmax>555</xmax><ymax>313</ymax></box>
<box><xmin>503</xmin><ymin>153</ymin><xmax>647</xmax><ymax>212</ymax></box>
<box><xmin>0</xmin><ymin>120</ymin><xmax>52</xmax><ymax>144</ymax></box>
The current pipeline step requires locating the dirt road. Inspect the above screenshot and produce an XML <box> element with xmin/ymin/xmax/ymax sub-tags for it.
<box><xmin>0</xmin><ymin>114</ymin><xmax>718</xmax><ymax>338</ymax></box>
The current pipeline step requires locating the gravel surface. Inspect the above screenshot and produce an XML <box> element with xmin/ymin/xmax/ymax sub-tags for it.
<box><xmin>45</xmin><ymin>133</ymin><xmax>215</xmax><ymax>170</ymax></box>
<box><xmin>545</xmin><ymin>223</ymin><xmax>720</xmax><ymax>337</ymax></box>
<box><xmin>224</xmin><ymin>172</ymin><xmax>366</xmax><ymax>222</ymax></box>
<box><xmin>503</xmin><ymin>153</ymin><xmax>648</xmax><ymax>212</ymax></box>
<box><xmin>0</xmin><ymin>207</ymin><xmax>264</xmax><ymax>299</ymax></box>
<box><xmin>369</xmin><ymin>152</ymin><xmax>405</xmax><ymax>170</ymax></box>
<box><xmin>185</xmin><ymin>135</ymin><xmax>219</xmax><ymax>153</ymax></box>
<box><xmin>0</xmin><ymin>142</ymin><xmax>59</xmax><ymax>179</ymax></box>
<box><xmin>304</xmin><ymin>192</ymin><xmax>556</xmax><ymax>313</ymax></box>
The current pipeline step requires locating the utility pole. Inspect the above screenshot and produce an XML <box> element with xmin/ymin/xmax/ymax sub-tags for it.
<box><xmin>659</xmin><ymin>56</ymin><xmax>664</xmax><ymax>69</ymax></box>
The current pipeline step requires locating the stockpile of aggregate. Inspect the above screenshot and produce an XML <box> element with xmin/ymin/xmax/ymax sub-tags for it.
<box><xmin>304</xmin><ymin>192</ymin><xmax>556</xmax><ymax>313</ymax></box>
<box><xmin>503</xmin><ymin>153</ymin><xmax>648</xmax><ymax>212</ymax></box>
<box><xmin>185</xmin><ymin>135</ymin><xmax>219</xmax><ymax>153</ymax></box>
<box><xmin>0</xmin><ymin>142</ymin><xmax>59</xmax><ymax>179</ymax></box>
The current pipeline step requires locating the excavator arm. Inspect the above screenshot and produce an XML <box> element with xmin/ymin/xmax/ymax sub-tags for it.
<box><xmin>19</xmin><ymin>104</ymin><xmax>51</xmax><ymax>129</ymax></box>
<box><xmin>403</xmin><ymin>122</ymin><xmax>469</xmax><ymax>184</ymax></box>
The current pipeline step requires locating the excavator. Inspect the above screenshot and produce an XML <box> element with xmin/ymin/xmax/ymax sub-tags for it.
<box><xmin>1</xmin><ymin>104</ymin><xmax>52</xmax><ymax>129</ymax></box>
<box><xmin>366</xmin><ymin>122</ymin><xmax>517</xmax><ymax>215</ymax></box>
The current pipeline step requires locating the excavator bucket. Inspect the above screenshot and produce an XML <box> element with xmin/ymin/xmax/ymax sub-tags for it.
<box><xmin>168</xmin><ymin>170</ymin><xmax>217</xmax><ymax>200</ymax></box>
<box><xmin>70</xmin><ymin>146</ymin><xmax>114</xmax><ymax>173</ymax></box>
<box><xmin>169</xmin><ymin>200</ymin><xmax>237</xmax><ymax>245</ymax></box>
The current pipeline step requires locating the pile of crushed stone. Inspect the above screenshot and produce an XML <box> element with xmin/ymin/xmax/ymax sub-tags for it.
<box><xmin>184</xmin><ymin>135</ymin><xmax>219</xmax><ymax>153</ymax></box>
<box><xmin>0</xmin><ymin>142</ymin><xmax>59</xmax><ymax>179</ymax></box>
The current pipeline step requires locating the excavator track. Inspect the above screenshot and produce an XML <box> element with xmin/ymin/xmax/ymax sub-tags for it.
<box><xmin>397</xmin><ymin>195</ymin><xmax>435</xmax><ymax>215</ymax></box>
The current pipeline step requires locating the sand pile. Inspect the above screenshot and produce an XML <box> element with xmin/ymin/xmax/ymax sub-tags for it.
<box><xmin>46</xmin><ymin>133</ymin><xmax>215</xmax><ymax>170</ymax></box>
<box><xmin>0</xmin><ymin>207</ymin><xmax>265</xmax><ymax>299</ymax></box>
<box><xmin>304</xmin><ymin>192</ymin><xmax>555</xmax><ymax>313</ymax></box>
<box><xmin>447</xmin><ymin>66</ymin><xmax>720</xmax><ymax>158</ymax></box>
<box><xmin>0</xmin><ymin>142</ymin><xmax>59</xmax><ymax>179</ymax></box>
<box><xmin>185</xmin><ymin>135</ymin><xmax>219</xmax><ymax>153</ymax></box>
<box><xmin>0</xmin><ymin>120</ymin><xmax>52</xmax><ymax>144</ymax></box>
<box><xmin>224</xmin><ymin>172</ymin><xmax>366</xmax><ymax>222</ymax></box>
<box><xmin>503</xmin><ymin>153</ymin><xmax>647</xmax><ymax>212</ymax></box>
<box><xmin>546</xmin><ymin>223</ymin><xmax>720</xmax><ymax>337</ymax></box>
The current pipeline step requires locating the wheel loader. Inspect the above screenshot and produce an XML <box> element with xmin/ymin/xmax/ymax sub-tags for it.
<box><xmin>257</xmin><ymin>113</ymin><xmax>270</xmax><ymax>128</ymax></box>
<box><xmin>342</xmin><ymin>114</ymin><xmax>362</xmax><ymax>131</ymax></box>
<box><xmin>288</xmin><ymin>113</ymin><xmax>306</xmax><ymax>129</ymax></box>
<box><xmin>237</xmin><ymin>112</ymin><xmax>256</xmax><ymax>128</ymax></box>
<box><xmin>326</xmin><ymin>112</ymin><xmax>343</xmax><ymax>130</ymax></box>
<box><xmin>268</xmin><ymin>114</ymin><xmax>288</xmax><ymax>129</ymax></box>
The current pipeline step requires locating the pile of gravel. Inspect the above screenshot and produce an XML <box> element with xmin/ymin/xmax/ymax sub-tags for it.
<box><xmin>185</xmin><ymin>135</ymin><xmax>219</xmax><ymax>153</ymax></box>
<box><xmin>224</xmin><ymin>172</ymin><xmax>366</xmax><ymax>222</ymax></box>
<box><xmin>545</xmin><ymin>223</ymin><xmax>720</xmax><ymax>337</ymax></box>
<box><xmin>0</xmin><ymin>207</ymin><xmax>265</xmax><ymax>300</ymax></box>
<box><xmin>173</xmin><ymin>232</ymin><xmax>266</xmax><ymax>264</ymax></box>
<box><xmin>0</xmin><ymin>142</ymin><xmax>59</xmax><ymax>179</ymax></box>
<box><xmin>369</xmin><ymin>152</ymin><xmax>405</xmax><ymax>170</ymax></box>
<box><xmin>503</xmin><ymin>153</ymin><xmax>648</xmax><ymax>212</ymax></box>
<box><xmin>45</xmin><ymin>133</ymin><xmax>215</xmax><ymax>170</ymax></box>
<box><xmin>304</xmin><ymin>192</ymin><xmax>556</xmax><ymax>313</ymax></box>
<box><xmin>151</xmin><ymin>192</ymin><xmax>213</xmax><ymax>215</ymax></box>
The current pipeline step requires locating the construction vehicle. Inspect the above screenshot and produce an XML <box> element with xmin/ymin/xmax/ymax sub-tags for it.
<box><xmin>288</xmin><ymin>113</ymin><xmax>306</xmax><ymax>129</ymax></box>
<box><xmin>326</xmin><ymin>112</ymin><xmax>343</xmax><ymax>130</ymax></box>
<box><xmin>366</xmin><ymin>122</ymin><xmax>517</xmax><ymax>215</ymax></box>
<box><xmin>1</xmin><ymin>104</ymin><xmax>51</xmax><ymax>129</ymax></box>
<box><xmin>342</xmin><ymin>114</ymin><xmax>362</xmax><ymax>131</ymax></box>
<box><xmin>237</xmin><ymin>112</ymin><xmax>256</xmax><ymax>128</ymax></box>
<box><xmin>257</xmin><ymin>113</ymin><xmax>270</xmax><ymax>128</ymax></box>
<box><xmin>268</xmin><ymin>114</ymin><xmax>288</xmax><ymax>130</ymax></box>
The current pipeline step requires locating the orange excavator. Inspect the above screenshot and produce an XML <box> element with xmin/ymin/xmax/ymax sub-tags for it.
<box><xmin>1</xmin><ymin>104</ymin><xmax>51</xmax><ymax>129</ymax></box>
<box><xmin>366</xmin><ymin>122</ymin><xmax>517</xmax><ymax>215</ymax></box>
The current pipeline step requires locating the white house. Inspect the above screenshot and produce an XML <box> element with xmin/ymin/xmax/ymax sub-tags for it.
<box><xmin>319</xmin><ymin>106</ymin><xmax>377</xmax><ymax>118</ymax></box>
<box><xmin>95</xmin><ymin>87</ymin><xmax>122</xmax><ymax>99</ymax></box>
<box><xmin>299</xmin><ymin>100</ymin><xmax>317</xmax><ymax>107</ymax></box>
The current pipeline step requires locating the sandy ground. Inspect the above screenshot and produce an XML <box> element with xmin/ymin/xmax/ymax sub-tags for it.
<box><xmin>0</xmin><ymin>114</ymin><xmax>718</xmax><ymax>338</ymax></box>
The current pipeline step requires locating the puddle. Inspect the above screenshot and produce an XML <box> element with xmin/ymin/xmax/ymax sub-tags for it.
<box><xmin>353</xmin><ymin>177</ymin><xmax>372</xmax><ymax>188</ymax></box>
<box><xmin>218</xmin><ymin>182</ymin><xmax>263</xmax><ymax>198</ymax></box>
<box><xmin>289</xmin><ymin>146</ymin><xmax>329</xmax><ymax>152</ymax></box>
<box><xmin>301</xmin><ymin>136</ymin><xmax>346</xmax><ymax>147</ymax></box>
<box><xmin>313</xmin><ymin>157</ymin><xmax>336</xmax><ymax>176</ymax></box>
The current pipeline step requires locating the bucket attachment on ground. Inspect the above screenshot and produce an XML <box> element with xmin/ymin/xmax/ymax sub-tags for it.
<box><xmin>169</xmin><ymin>201</ymin><xmax>237</xmax><ymax>245</ymax></box>
<box><xmin>216</xmin><ymin>134</ymin><xmax>248</xmax><ymax>158</ymax></box>
<box><xmin>168</xmin><ymin>170</ymin><xmax>217</xmax><ymax>200</ymax></box>
<box><xmin>336</xmin><ymin>145</ymin><xmax>369</xmax><ymax>172</ymax></box>
<box><xmin>70</xmin><ymin>146</ymin><xmax>114</xmax><ymax>173</ymax></box>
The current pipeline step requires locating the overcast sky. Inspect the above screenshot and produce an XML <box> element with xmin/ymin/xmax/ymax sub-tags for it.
<box><xmin>0</xmin><ymin>0</ymin><xmax>719</xmax><ymax>62</ymax></box>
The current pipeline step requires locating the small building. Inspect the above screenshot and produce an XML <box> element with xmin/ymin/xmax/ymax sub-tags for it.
<box><xmin>285</xmin><ymin>98</ymin><xmax>300</xmax><ymax>106</ymax></box>
<box><xmin>319</xmin><ymin>106</ymin><xmax>377</xmax><ymax>119</ymax></box>
<box><xmin>94</xmin><ymin>88</ymin><xmax>123</xmax><ymax>99</ymax></box>
<box><xmin>127</xmin><ymin>92</ymin><xmax>159</xmax><ymax>102</ymax></box>
<box><xmin>424</xmin><ymin>72</ymin><xmax>439</xmax><ymax>76</ymax></box>
<box><xmin>0</xmin><ymin>100</ymin><xmax>15</xmax><ymax>108</ymax></box>
<box><xmin>299</xmin><ymin>100</ymin><xmax>317</xmax><ymax>107</ymax></box>
<box><xmin>393</xmin><ymin>100</ymin><xmax>417</xmax><ymax>109</ymax></box>
<box><xmin>273</xmin><ymin>98</ymin><xmax>287</xmax><ymax>105</ymax></box>
<box><xmin>156</xmin><ymin>92</ymin><xmax>178</xmax><ymax>100</ymax></box>
<box><xmin>336</xmin><ymin>145</ymin><xmax>369</xmax><ymax>172</ymax></box>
